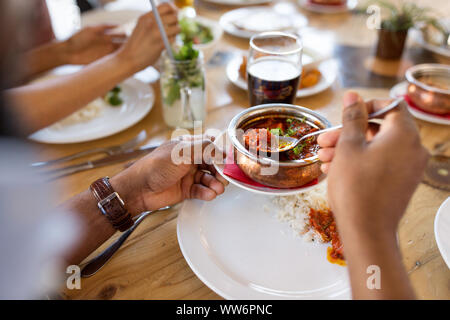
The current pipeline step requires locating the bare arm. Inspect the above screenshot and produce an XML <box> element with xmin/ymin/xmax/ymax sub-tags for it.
<box><xmin>6</xmin><ymin>4</ymin><xmax>179</xmax><ymax>135</ymax></box>
<box><xmin>60</xmin><ymin>138</ymin><xmax>228</xmax><ymax>266</ymax></box>
<box><xmin>338</xmin><ymin>222</ymin><xmax>415</xmax><ymax>299</ymax></box>
<box><xmin>318</xmin><ymin>92</ymin><xmax>429</xmax><ymax>299</ymax></box>
<box><xmin>20</xmin><ymin>41</ymin><xmax>66</xmax><ymax>80</ymax></box>
<box><xmin>8</xmin><ymin>52</ymin><xmax>135</xmax><ymax>135</ymax></box>
<box><xmin>20</xmin><ymin>25</ymin><xmax>125</xmax><ymax>81</ymax></box>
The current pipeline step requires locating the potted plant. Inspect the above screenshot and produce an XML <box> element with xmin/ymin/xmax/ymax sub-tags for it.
<box><xmin>367</xmin><ymin>1</ymin><xmax>443</xmax><ymax>59</ymax></box>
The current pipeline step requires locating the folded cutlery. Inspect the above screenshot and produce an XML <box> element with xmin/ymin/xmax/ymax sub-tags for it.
<box><xmin>31</xmin><ymin>130</ymin><xmax>147</xmax><ymax>168</ymax></box>
<box><xmin>44</xmin><ymin>144</ymin><xmax>159</xmax><ymax>180</ymax></box>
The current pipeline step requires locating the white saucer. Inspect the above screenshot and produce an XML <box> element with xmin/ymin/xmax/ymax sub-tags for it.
<box><xmin>390</xmin><ymin>81</ymin><xmax>450</xmax><ymax>126</ymax></box>
<box><xmin>220</xmin><ymin>5</ymin><xmax>308</xmax><ymax>39</ymax></box>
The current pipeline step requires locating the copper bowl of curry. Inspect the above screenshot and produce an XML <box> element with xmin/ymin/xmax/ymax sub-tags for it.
<box><xmin>405</xmin><ymin>64</ymin><xmax>450</xmax><ymax>115</ymax></box>
<box><xmin>227</xmin><ymin>104</ymin><xmax>331</xmax><ymax>188</ymax></box>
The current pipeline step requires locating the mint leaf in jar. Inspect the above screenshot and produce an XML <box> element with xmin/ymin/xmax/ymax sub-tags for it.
<box><xmin>162</xmin><ymin>43</ymin><xmax>203</xmax><ymax>107</ymax></box>
<box><xmin>174</xmin><ymin>42</ymin><xmax>199</xmax><ymax>61</ymax></box>
<box><xmin>163</xmin><ymin>79</ymin><xmax>181</xmax><ymax>106</ymax></box>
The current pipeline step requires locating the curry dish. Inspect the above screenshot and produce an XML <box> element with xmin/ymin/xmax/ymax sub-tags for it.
<box><xmin>243</xmin><ymin>116</ymin><xmax>320</xmax><ymax>161</ymax></box>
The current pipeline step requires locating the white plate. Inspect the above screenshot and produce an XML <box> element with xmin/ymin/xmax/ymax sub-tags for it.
<box><xmin>177</xmin><ymin>185</ymin><xmax>351</xmax><ymax>299</ymax></box>
<box><xmin>298</xmin><ymin>0</ymin><xmax>358</xmax><ymax>14</ymax></box>
<box><xmin>212</xmin><ymin>131</ymin><xmax>327</xmax><ymax>196</ymax></box>
<box><xmin>29</xmin><ymin>67</ymin><xmax>154</xmax><ymax>144</ymax></box>
<box><xmin>434</xmin><ymin>197</ymin><xmax>450</xmax><ymax>269</ymax></box>
<box><xmin>410</xmin><ymin>28</ymin><xmax>450</xmax><ymax>58</ymax></box>
<box><xmin>390</xmin><ymin>81</ymin><xmax>450</xmax><ymax>126</ymax></box>
<box><xmin>202</xmin><ymin>0</ymin><xmax>273</xmax><ymax>6</ymax></box>
<box><xmin>226</xmin><ymin>52</ymin><xmax>337</xmax><ymax>98</ymax></box>
<box><xmin>220</xmin><ymin>5</ymin><xmax>308</xmax><ymax>39</ymax></box>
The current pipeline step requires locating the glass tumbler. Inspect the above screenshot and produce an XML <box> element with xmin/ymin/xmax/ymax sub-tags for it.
<box><xmin>160</xmin><ymin>51</ymin><xmax>206</xmax><ymax>129</ymax></box>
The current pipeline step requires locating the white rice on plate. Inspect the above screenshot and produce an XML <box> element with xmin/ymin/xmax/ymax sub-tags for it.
<box><xmin>50</xmin><ymin>98</ymin><xmax>106</xmax><ymax>129</ymax></box>
<box><xmin>271</xmin><ymin>182</ymin><xmax>330</xmax><ymax>243</ymax></box>
<box><xmin>31</xmin><ymin>72</ymin><xmax>107</xmax><ymax>130</ymax></box>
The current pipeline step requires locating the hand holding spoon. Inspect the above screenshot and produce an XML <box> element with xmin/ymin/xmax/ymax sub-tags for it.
<box><xmin>265</xmin><ymin>97</ymin><xmax>404</xmax><ymax>154</ymax></box>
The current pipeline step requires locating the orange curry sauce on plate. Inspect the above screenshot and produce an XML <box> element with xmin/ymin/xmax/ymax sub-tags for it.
<box><xmin>242</xmin><ymin>117</ymin><xmax>343</xmax><ymax>265</ymax></box>
<box><xmin>309</xmin><ymin>208</ymin><xmax>346</xmax><ymax>266</ymax></box>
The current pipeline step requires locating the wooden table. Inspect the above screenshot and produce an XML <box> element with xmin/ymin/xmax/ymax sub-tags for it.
<box><xmin>41</xmin><ymin>0</ymin><xmax>450</xmax><ymax>299</ymax></box>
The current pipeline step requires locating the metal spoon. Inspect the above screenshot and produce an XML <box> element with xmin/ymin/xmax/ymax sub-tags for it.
<box><xmin>81</xmin><ymin>206</ymin><xmax>172</xmax><ymax>278</ymax></box>
<box><xmin>265</xmin><ymin>97</ymin><xmax>404</xmax><ymax>153</ymax></box>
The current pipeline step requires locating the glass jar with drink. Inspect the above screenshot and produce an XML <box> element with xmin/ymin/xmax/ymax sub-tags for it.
<box><xmin>160</xmin><ymin>45</ymin><xmax>206</xmax><ymax>129</ymax></box>
<box><xmin>247</xmin><ymin>32</ymin><xmax>303</xmax><ymax>106</ymax></box>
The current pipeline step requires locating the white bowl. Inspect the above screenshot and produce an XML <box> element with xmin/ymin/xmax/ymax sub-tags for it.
<box><xmin>177</xmin><ymin>16</ymin><xmax>223</xmax><ymax>62</ymax></box>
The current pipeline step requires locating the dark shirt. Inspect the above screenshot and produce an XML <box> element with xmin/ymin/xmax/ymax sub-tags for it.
<box><xmin>76</xmin><ymin>0</ymin><xmax>95</xmax><ymax>13</ymax></box>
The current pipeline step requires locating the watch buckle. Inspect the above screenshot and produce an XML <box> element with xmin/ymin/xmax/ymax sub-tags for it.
<box><xmin>98</xmin><ymin>192</ymin><xmax>124</xmax><ymax>213</ymax></box>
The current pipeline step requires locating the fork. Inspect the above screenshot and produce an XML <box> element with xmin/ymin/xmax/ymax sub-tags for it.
<box><xmin>31</xmin><ymin>130</ymin><xmax>147</xmax><ymax>167</ymax></box>
<box><xmin>81</xmin><ymin>205</ymin><xmax>172</xmax><ymax>277</ymax></box>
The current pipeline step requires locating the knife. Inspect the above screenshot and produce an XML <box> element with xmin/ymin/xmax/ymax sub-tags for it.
<box><xmin>44</xmin><ymin>144</ymin><xmax>159</xmax><ymax>180</ymax></box>
<box><xmin>31</xmin><ymin>130</ymin><xmax>147</xmax><ymax>168</ymax></box>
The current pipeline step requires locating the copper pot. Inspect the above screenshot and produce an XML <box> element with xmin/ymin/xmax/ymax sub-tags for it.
<box><xmin>405</xmin><ymin>64</ymin><xmax>450</xmax><ymax>115</ymax></box>
<box><xmin>227</xmin><ymin>104</ymin><xmax>331</xmax><ymax>188</ymax></box>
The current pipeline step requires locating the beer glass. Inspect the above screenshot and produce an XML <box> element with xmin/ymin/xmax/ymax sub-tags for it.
<box><xmin>247</xmin><ymin>32</ymin><xmax>302</xmax><ymax>106</ymax></box>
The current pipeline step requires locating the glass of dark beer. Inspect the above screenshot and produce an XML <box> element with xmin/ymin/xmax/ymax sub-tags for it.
<box><xmin>247</xmin><ymin>32</ymin><xmax>302</xmax><ymax>106</ymax></box>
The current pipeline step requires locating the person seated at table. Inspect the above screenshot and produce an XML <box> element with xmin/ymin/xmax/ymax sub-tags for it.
<box><xmin>5</xmin><ymin>1</ymin><xmax>179</xmax><ymax>136</ymax></box>
<box><xmin>0</xmin><ymin>1</ymin><xmax>429</xmax><ymax>300</ymax></box>
<box><xmin>317</xmin><ymin>91</ymin><xmax>429</xmax><ymax>299</ymax></box>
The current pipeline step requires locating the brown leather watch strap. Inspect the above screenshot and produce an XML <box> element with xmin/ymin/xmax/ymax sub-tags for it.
<box><xmin>90</xmin><ymin>177</ymin><xmax>133</xmax><ymax>232</ymax></box>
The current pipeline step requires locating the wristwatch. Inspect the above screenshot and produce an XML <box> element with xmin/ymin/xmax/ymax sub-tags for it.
<box><xmin>90</xmin><ymin>177</ymin><xmax>133</xmax><ymax>232</ymax></box>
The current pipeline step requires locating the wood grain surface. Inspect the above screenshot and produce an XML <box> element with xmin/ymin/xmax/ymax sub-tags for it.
<box><xmin>33</xmin><ymin>0</ymin><xmax>449</xmax><ymax>299</ymax></box>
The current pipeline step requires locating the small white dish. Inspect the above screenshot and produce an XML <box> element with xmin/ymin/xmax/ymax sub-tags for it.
<box><xmin>390</xmin><ymin>81</ymin><xmax>450</xmax><ymax>126</ymax></box>
<box><xmin>220</xmin><ymin>5</ymin><xmax>308</xmax><ymax>39</ymax></box>
<box><xmin>212</xmin><ymin>131</ymin><xmax>327</xmax><ymax>196</ymax></box>
<box><xmin>434</xmin><ymin>197</ymin><xmax>450</xmax><ymax>269</ymax></box>
<box><xmin>226</xmin><ymin>51</ymin><xmax>337</xmax><ymax>98</ymax></box>
<box><xmin>177</xmin><ymin>184</ymin><xmax>351</xmax><ymax>299</ymax></box>
<box><xmin>410</xmin><ymin>27</ymin><xmax>450</xmax><ymax>58</ymax></box>
<box><xmin>177</xmin><ymin>16</ymin><xmax>224</xmax><ymax>62</ymax></box>
<box><xmin>29</xmin><ymin>66</ymin><xmax>154</xmax><ymax>144</ymax></box>
<box><xmin>298</xmin><ymin>0</ymin><xmax>358</xmax><ymax>14</ymax></box>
